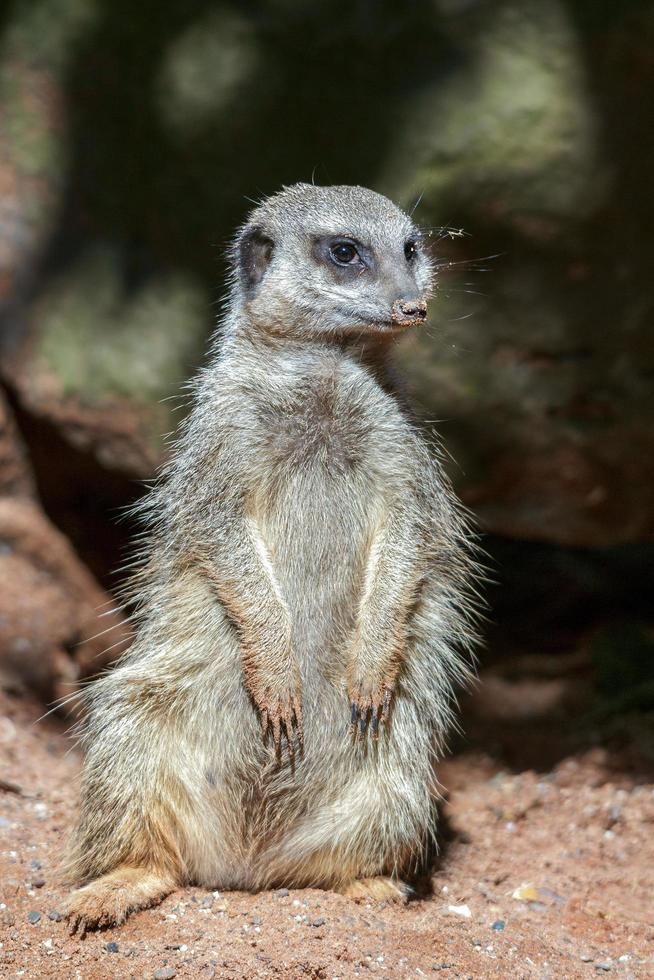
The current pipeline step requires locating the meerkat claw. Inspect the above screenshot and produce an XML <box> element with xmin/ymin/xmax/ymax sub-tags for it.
<box><xmin>293</xmin><ymin>700</ymin><xmax>304</xmax><ymax>748</ymax></box>
<box><xmin>259</xmin><ymin>690</ymin><xmax>303</xmax><ymax>760</ymax></box>
<box><xmin>349</xmin><ymin>686</ymin><xmax>393</xmax><ymax>740</ymax></box>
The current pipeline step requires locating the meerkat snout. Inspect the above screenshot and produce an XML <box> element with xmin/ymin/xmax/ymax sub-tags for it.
<box><xmin>391</xmin><ymin>297</ymin><xmax>428</xmax><ymax>326</ymax></box>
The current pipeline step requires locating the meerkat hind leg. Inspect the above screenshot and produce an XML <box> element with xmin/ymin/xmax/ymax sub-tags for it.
<box><xmin>66</xmin><ymin>866</ymin><xmax>176</xmax><ymax>936</ymax></box>
<box><xmin>340</xmin><ymin>876</ymin><xmax>410</xmax><ymax>903</ymax></box>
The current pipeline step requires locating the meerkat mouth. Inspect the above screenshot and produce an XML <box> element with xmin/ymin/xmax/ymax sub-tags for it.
<box><xmin>337</xmin><ymin>308</ymin><xmax>427</xmax><ymax>334</ymax></box>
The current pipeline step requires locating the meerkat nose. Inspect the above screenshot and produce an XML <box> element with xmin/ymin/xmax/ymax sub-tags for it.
<box><xmin>391</xmin><ymin>298</ymin><xmax>428</xmax><ymax>325</ymax></box>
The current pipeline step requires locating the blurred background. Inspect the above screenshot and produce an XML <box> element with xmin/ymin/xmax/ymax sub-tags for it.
<box><xmin>0</xmin><ymin>0</ymin><xmax>653</xmax><ymax>770</ymax></box>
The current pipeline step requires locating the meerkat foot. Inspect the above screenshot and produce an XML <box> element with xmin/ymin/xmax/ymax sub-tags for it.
<box><xmin>66</xmin><ymin>867</ymin><xmax>175</xmax><ymax>936</ymax></box>
<box><xmin>258</xmin><ymin>688</ymin><xmax>303</xmax><ymax>757</ymax></box>
<box><xmin>340</xmin><ymin>876</ymin><xmax>410</xmax><ymax>903</ymax></box>
<box><xmin>349</xmin><ymin>684</ymin><xmax>393</xmax><ymax>739</ymax></box>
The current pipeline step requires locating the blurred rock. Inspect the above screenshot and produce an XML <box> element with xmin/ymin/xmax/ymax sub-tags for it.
<box><xmin>469</xmin><ymin>674</ymin><xmax>576</xmax><ymax>723</ymax></box>
<box><xmin>156</xmin><ymin>7</ymin><xmax>258</xmax><ymax>135</ymax></box>
<box><xmin>390</xmin><ymin>0</ymin><xmax>604</xmax><ymax>219</ymax></box>
<box><xmin>0</xmin><ymin>390</ymin><xmax>127</xmax><ymax>705</ymax></box>
<box><xmin>0</xmin><ymin>2</ymin><xmax>209</xmax><ymax>476</ymax></box>
<box><xmin>384</xmin><ymin>0</ymin><xmax>654</xmax><ymax>547</ymax></box>
<box><xmin>3</xmin><ymin>248</ymin><xmax>207</xmax><ymax>475</ymax></box>
<box><xmin>0</xmin><ymin>391</ymin><xmax>33</xmax><ymax>498</ymax></box>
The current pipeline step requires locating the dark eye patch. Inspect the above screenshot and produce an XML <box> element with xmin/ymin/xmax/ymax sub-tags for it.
<box><xmin>313</xmin><ymin>235</ymin><xmax>374</xmax><ymax>275</ymax></box>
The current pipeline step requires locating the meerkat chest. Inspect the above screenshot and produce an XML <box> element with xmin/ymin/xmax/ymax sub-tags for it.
<box><xmin>264</xmin><ymin>410</ymin><xmax>361</xmax><ymax>474</ymax></box>
<box><xmin>247</xmin><ymin>375</ymin><xmax>410</xmax><ymax>641</ymax></box>
<box><xmin>259</xmin><ymin>374</ymin><xmax>403</xmax><ymax>478</ymax></box>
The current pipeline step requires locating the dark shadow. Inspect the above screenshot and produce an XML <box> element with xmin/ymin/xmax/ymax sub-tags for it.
<box><xmin>1</xmin><ymin>380</ymin><xmax>145</xmax><ymax>588</ymax></box>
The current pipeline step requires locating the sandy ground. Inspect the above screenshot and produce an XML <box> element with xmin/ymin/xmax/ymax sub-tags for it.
<box><xmin>1</xmin><ymin>688</ymin><xmax>653</xmax><ymax>980</ymax></box>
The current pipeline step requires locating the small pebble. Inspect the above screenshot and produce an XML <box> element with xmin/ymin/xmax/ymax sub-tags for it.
<box><xmin>596</xmin><ymin>964</ymin><xmax>612</xmax><ymax>972</ymax></box>
<box><xmin>512</xmin><ymin>884</ymin><xmax>538</xmax><ymax>902</ymax></box>
<box><xmin>580</xmin><ymin>954</ymin><xmax>594</xmax><ymax>962</ymax></box>
<box><xmin>27</xmin><ymin>911</ymin><xmax>41</xmax><ymax>924</ymax></box>
<box><xmin>199</xmin><ymin>896</ymin><xmax>214</xmax><ymax>908</ymax></box>
<box><xmin>275</xmin><ymin>888</ymin><xmax>290</xmax><ymax>898</ymax></box>
<box><xmin>30</xmin><ymin>860</ymin><xmax>43</xmax><ymax>871</ymax></box>
<box><xmin>105</xmin><ymin>942</ymin><xmax>119</xmax><ymax>953</ymax></box>
<box><xmin>311</xmin><ymin>917</ymin><xmax>326</xmax><ymax>927</ymax></box>
<box><xmin>491</xmin><ymin>920</ymin><xmax>505</xmax><ymax>931</ymax></box>
<box><xmin>605</xmin><ymin>805</ymin><xmax>621</xmax><ymax>829</ymax></box>
<box><xmin>251</xmin><ymin>915</ymin><xmax>262</xmax><ymax>925</ymax></box>
<box><xmin>153</xmin><ymin>970</ymin><xmax>177</xmax><ymax>980</ymax></box>
<box><xmin>48</xmin><ymin>911</ymin><xmax>63</xmax><ymax>922</ymax></box>
<box><xmin>31</xmin><ymin>878</ymin><xmax>46</xmax><ymax>889</ymax></box>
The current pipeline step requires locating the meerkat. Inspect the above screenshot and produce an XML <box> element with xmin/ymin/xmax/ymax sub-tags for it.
<box><xmin>64</xmin><ymin>183</ymin><xmax>478</xmax><ymax>934</ymax></box>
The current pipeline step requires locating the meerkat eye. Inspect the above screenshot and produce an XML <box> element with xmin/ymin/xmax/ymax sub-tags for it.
<box><xmin>404</xmin><ymin>239</ymin><xmax>418</xmax><ymax>262</ymax></box>
<box><xmin>329</xmin><ymin>241</ymin><xmax>360</xmax><ymax>266</ymax></box>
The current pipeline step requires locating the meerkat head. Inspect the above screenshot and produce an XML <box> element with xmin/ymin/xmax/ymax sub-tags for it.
<box><xmin>230</xmin><ymin>183</ymin><xmax>434</xmax><ymax>341</ymax></box>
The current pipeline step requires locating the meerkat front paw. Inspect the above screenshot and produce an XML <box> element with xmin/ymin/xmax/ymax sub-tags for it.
<box><xmin>348</xmin><ymin>682</ymin><xmax>393</xmax><ymax>739</ymax></box>
<box><xmin>66</xmin><ymin>867</ymin><xmax>174</xmax><ymax>936</ymax></box>
<box><xmin>256</xmin><ymin>685</ymin><xmax>303</xmax><ymax>756</ymax></box>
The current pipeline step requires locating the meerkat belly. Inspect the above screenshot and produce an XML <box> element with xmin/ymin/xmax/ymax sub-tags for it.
<box><xmin>258</xmin><ymin>464</ymin><xmax>375</xmax><ymax>676</ymax></box>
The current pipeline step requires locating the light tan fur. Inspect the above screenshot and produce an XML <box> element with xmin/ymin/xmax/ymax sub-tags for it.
<box><xmin>340</xmin><ymin>877</ymin><xmax>410</xmax><ymax>903</ymax></box>
<box><xmin>64</xmin><ymin>184</ymin><xmax>479</xmax><ymax>933</ymax></box>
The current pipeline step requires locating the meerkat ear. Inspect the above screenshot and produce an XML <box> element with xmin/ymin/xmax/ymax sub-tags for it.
<box><xmin>238</xmin><ymin>225</ymin><xmax>274</xmax><ymax>293</ymax></box>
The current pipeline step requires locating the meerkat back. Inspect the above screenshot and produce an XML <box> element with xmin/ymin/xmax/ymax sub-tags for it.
<box><xmin>65</xmin><ymin>183</ymin><xmax>478</xmax><ymax>935</ymax></box>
